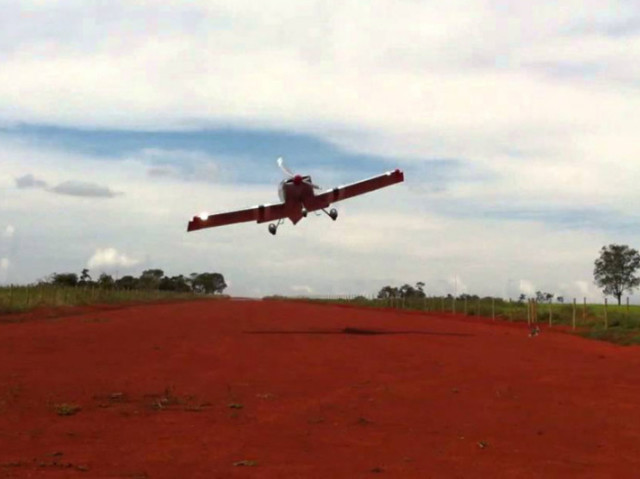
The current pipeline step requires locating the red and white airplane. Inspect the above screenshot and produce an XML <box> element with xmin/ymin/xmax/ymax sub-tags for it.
<box><xmin>187</xmin><ymin>158</ymin><xmax>404</xmax><ymax>235</ymax></box>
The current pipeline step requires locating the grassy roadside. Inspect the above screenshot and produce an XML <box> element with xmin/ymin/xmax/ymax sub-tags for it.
<box><xmin>0</xmin><ymin>285</ymin><xmax>211</xmax><ymax>315</ymax></box>
<box><xmin>264</xmin><ymin>295</ymin><xmax>640</xmax><ymax>346</ymax></box>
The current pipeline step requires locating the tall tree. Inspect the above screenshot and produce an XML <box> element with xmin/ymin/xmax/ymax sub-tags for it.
<box><xmin>159</xmin><ymin>275</ymin><xmax>191</xmax><ymax>292</ymax></box>
<box><xmin>79</xmin><ymin>268</ymin><xmax>92</xmax><ymax>286</ymax></box>
<box><xmin>51</xmin><ymin>273</ymin><xmax>79</xmax><ymax>287</ymax></box>
<box><xmin>97</xmin><ymin>273</ymin><xmax>115</xmax><ymax>289</ymax></box>
<box><xmin>535</xmin><ymin>291</ymin><xmax>554</xmax><ymax>304</ymax></box>
<box><xmin>115</xmin><ymin>275</ymin><xmax>138</xmax><ymax>290</ymax></box>
<box><xmin>594</xmin><ymin>244</ymin><xmax>640</xmax><ymax>305</ymax></box>
<box><xmin>377</xmin><ymin>285</ymin><xmax>399</xmax><ymax>299</ymax></box>
<box><xmin>191</xmin><ymin>273</ymin><xmax>227</xmax><ymax>294</ymax></box>
<box><xmin>139</xmin><ymin>269</ymin><xmax>165</xmax><ymax>290</ymax></box>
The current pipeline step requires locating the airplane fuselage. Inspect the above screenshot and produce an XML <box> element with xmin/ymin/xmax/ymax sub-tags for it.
<box><xmin>278</xmin><ymin>175</ymin><xmax>322</xmax><ymax>224</ymax></box>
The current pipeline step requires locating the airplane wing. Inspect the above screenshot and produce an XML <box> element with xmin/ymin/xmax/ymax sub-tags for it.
<box><xmin>187</xmin><ymin>203</ymin><xmax>288</xmax><ymax>232</ymax></box>
<box><xmin>306</xmin><ymin>169</ymin><xmax>404</xmax><ymax>211</ymax></box>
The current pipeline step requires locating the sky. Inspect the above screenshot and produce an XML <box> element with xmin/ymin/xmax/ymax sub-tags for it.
<box><xmin>1</xmin><ymin>0</ymin><xmax>640</xmax><ymax>300</ymax></box>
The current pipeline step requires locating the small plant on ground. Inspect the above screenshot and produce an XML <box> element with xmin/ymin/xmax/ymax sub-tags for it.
<box><xmin>54</xmin><ymin>403</ymin><xmax>81</xmax><ymax>416</ymax></box>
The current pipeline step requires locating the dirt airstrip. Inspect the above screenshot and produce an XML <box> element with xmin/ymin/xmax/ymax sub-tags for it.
<box><xmin>1</xmin><ymin>299</ymin><xmax>640</xmax><ymax>478</ymax></box>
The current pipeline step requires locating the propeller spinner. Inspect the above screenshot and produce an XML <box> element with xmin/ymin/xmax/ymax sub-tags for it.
<box><xmin>277</xmin><ymin>157</ymin><xmax>320</xmax><ymax>189</ymax></box>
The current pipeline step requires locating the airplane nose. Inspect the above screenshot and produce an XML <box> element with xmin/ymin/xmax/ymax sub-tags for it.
<box><xmin>294</xmin><ymin>175</ymin><xmax>302</xmax><ymax>185</ymax></box>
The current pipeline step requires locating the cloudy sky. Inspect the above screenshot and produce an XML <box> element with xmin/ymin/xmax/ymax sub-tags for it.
<box><xmin>1</xmin><ymin>0</ymin><xmax>640</xmax><ymax>300</ymax></box>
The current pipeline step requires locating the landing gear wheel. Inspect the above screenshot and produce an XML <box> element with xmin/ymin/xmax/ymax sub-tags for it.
<box><xmin>302</xmin><ymin>208</ymin><xmax>308</xmax><ymax>218</ymax></box>
<box><xmin>268</xmin><ymin>223</ymin><xmax>277</xmax><ymax>235</ymax></box>
<box><xmin>329</xmin><ymin>208</ymin><xmax>338</xmax><ymax>221</ymax></box>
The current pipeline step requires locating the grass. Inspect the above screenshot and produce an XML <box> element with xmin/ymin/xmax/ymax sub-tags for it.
<box><xmin>265</xmin><ymin>295</ymin><xmax>640</xmax><ymax>346</ymax></box>
<box><xmin>0</xmin><ymin>285</ymin><xmax>209</xmax><ymax>315</ymax></box>
<box><xmin>54</xmin><ymin>403</ymin><xmax>81</xmax><ymax>416</ymax></box>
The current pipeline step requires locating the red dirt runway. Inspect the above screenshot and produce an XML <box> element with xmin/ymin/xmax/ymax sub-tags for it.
<box><xmin>1</xmin><ymin>300</ymin><xmax>640</xmax><ymax>478</ymax></box>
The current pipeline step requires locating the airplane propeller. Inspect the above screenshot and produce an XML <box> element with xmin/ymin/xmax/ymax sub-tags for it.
<box><xmin>277</xmin><ymin>157</ymin><xmax>295</xmax><ymax>178</ymax></box>
<box><xmin>277</xmin><ymin>157</ymin><xmax>321</xmax><ymax>189</ymax></box>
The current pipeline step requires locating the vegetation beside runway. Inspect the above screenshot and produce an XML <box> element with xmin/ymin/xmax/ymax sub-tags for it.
<box><xmin>0</xmin><ymin>268</ymin><xmax>228</xmax><ymax>315</ymax></box>
<box><xmin>265</xmin><ymin>294</ymin><xmax>640</xmax><ymax>345</ymax></box>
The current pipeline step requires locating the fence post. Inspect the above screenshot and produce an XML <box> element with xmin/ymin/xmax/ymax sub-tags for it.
<box><xmin>604</xmin><ymin>298</ymin><xmax>608</xmax><ymax>330</ymax></box>
<box><xmin>627</xmin><ymin>297</ymin><xmax>630</xmax><ymax>319</ymax></box>
<box><xmin>572</xmin><ymin>298</ymin><xmax>577</xmax><ymax>330</ymax></box>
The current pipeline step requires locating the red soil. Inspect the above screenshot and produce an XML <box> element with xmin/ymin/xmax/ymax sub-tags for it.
<box><xmin>1</xmin><ymin>299</ymin><xmax>640</xmax><ymax>478</ymax></box>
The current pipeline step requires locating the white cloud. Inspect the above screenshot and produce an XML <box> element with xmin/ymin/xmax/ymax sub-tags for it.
<box><xmin>0</xmin><ymin>258</ymin><xmax>9</xmax><ymax>283</ymax></box>
<box><xmin>49</xmin><ymin>180</ymin><xmax>120</xmax><ymax>198</ymax></box>
<box><xmin>16</xmin><ymin>173</ymin><xmax>47</xmax><ymax>189</ymax></box>
<box><xmin>3</xmin><ymin>225</ymin><xmax>14</xmax><ymax>238</ymax></box>
<box><xmin>446</xmin><ymin>276</ymin><xmax>468</xmax><ymax>296</ymax></box>
<box><xmin>291</xmin><ymin>285</ymin><xmax>313</xmax><ymax>295</ymax></box>
<box><xmin>14</xmin><ymin>171</ymin><xmax>121</xmax><ymax>198</ymax></box>
<box><xmin>519</xmin><ymin>280</ymin><xmax>536</xmax><ymax>296</ymax></box>
<box><xmin>87</xmin><ymin>248</ymin><xmax>139</xmax><ymax>270</ymax></box>
<box><xmin>134</xmin><ymin>149</ymin><xmax>221</xmax><ymax>182</ymax></box>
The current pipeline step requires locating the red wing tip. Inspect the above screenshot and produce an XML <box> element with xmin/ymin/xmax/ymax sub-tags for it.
<box><xmin>187</xmin><ymin>216</ymin><xmax>204</xmax><ymax>232</ymax></box>
<box><xmin>392</xmin><ymin>168</ymin><xmax>404</xmax><ymax>181</ymax></box>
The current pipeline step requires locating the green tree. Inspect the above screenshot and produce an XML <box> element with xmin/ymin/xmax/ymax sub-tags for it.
<box><xmin>377</xmin><ymin>285</ymin><xmax>399</xmax><ymax>299</ymax></box>
<box><xmin>535</xmin><ymin>291</ymin><xmax>554</xmax><ymax>304</ymax></box>
<box><xmin>139</xmin><ymin>269</ymin><xmax>165</xmax><ymax>290</ymax></box>
<box><xmin>594</xmin><ymin>244</ymin><xmax>640</xmax><ymax>305</ymax></box>
<box><xmin>159</xmin><ymin>275</ymin><xmax>192</xmax><ymax>292</ymax></box>
<box><xmin>51</xmin><ymin>273</ymin><xmax>79</xmax><ymax>287</ymax></box>
<box><xmin>191</xmin><ymin>272</ymin><xmax>226</xmax><ymax>294</ymax></box>
<box><xmin>97</xmin><ymin>273</ymin><xmax>115</xmax><ymax>289</ymax></box>
<box><xmin>78</xmin><ymin>268</ymin><xmax>92</xmax><ymax>287</ymax></box>
<box><xmin>115</xmin><ymin>275</ymin><xmax>138</xmax><ymax>290</ymax></box>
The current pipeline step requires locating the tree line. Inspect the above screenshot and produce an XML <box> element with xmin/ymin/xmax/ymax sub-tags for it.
<box><xmin>377</xmin><ymin>282</ymin><xmax>426</xmax><ymax>299</ymax></box>
<box><xmin>44</xmin><ymin>269</ymin><xmax>227</xmax><ymax>295</ymax></box>
<box><xmin>374</xmin><ymin>245</ymin><xmax>640</xmax><ymax>307</ymax></box>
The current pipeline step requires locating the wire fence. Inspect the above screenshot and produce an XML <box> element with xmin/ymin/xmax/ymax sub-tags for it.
<box><xmin>274</xmin><ymin>294</ymin><xmax>640</xmax><ymax>333</ymax></box>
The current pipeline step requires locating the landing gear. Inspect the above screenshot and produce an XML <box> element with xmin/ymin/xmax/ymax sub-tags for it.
<box><xmin>268</xmin><ymin>218</ymin><xmax>284</xmax><ymax>235</ymax></box>
<box><xmin>322</xmin><ymin>208</ymin><xmax>338</xmax><ymax>221</ymax></box>
<box><xmin>302</xmin><ymin>208</ymin><xmax>308</xmax><ymax>217</ymax></box>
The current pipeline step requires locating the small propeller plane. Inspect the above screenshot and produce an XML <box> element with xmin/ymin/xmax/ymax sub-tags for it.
<box><xmin>187</xmin><ymin>158</ymin><xmax>404</xmax><ymax>235</ymax></box>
